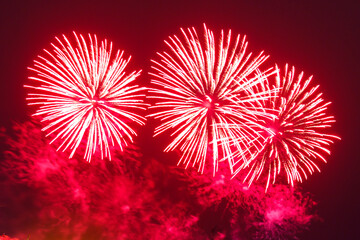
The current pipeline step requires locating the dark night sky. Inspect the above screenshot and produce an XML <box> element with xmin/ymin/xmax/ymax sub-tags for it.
<box><xmin>0</xmin><ymin>0</ymin><xmax>359</xmax><ymax>239</ymax></box>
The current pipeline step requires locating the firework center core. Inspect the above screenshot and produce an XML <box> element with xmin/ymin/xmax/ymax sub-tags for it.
<box><xmin>203</xmin><ymin>95</ymin><xmax>218</xmax><ymax>110</ymax></box>
<box><xmin>90</xmin><ymin>98</ymin><xmax>105</xmax><ymax>108</ymax></box>
<box><xmin>266</xmin><ymin>120</ymin><xmax>283</xmax><ymax>138</ymax></box>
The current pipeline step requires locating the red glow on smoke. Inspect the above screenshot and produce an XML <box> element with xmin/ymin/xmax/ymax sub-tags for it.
<box><xmin>0</xmin><ymin>235</ymin><xmax>19</xmax><ymax>240</ymax></box>
<box><xmin>0</xmin><ymin>120</ymin><xmax>318</xmax><ymax>239</ymax></box>
<box><xmin>0</xmin><ymin>121</ymin><xmax>201</xmax><ymax>239</ymax></box>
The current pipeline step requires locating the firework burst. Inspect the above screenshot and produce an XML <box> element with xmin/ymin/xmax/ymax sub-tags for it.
<box><xmin>233</xmin><ymin>64</ymin><xmax>340</xmax><ymax>190</ymax></box>
<box><xmin>149</xmin><ymin>25</ymin><xmax>274</xmax><ymax>174</ymax></box>
<box><xmin>26</xmin><ymin>32</ymin><xmax>147</xmax><ymax>162</ymax></box>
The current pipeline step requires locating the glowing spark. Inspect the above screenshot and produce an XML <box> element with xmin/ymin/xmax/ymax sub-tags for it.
<box><xmin>25</xmin><ymin>32</ymin><xmax>147</xmax><ymax>162</ymax></box>
<box><xmin>233</xmin><ymin>64</ymin><xmax>340</xmax><ymax>190</ymax></box>
<box><xmin>149</xmin><ymin>24</ymin><xmax>274</xmax><ymax>174</ymax></box>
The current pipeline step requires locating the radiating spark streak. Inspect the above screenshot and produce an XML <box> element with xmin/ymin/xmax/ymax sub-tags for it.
<box><xmin>231</xmin><ymin>64</ymin><xmax>340</xmax><ymax>190</ymax></box>
<box><xmin>148</xmin><ymin>24</ymin><xmax>274</xmax><ymax>174</ymax></box>
<box><xmin>26</xmin><ymin>32</ymin><xmax>147</xmax><ymax>162</ymax></box>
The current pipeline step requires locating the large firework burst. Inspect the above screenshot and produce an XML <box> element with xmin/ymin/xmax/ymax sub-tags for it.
<box><xmin>149</xmin><ymin>25</ymin><xmax>274</xmax><ymax>174</ymax></box>
<box><xmin>233</xmin><ymin>64</ymin><xmax>340</xmax><ymax>190</ymax></box>
<box><xmin>26</xmin><ymin>32</ymin><xmax>146</xmax><ymax>162</ymax></box>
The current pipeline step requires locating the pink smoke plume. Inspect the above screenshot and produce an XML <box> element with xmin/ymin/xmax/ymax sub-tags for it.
<box><xmin>0</xmin><ymin>120</ymin><xmax>317</xmax><ymax>239</ymax></box>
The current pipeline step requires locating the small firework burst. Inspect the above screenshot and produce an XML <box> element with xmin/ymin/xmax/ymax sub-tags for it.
<box><xmin>233</xmin><ymin>64</ymin><xmax>340</xmax><ymax>190</ymax></box>
<box><xmin>149</xmin><ymin>24</ymin><xmax>274</xmax><ymax>174</ymax></box>
<box><xmin>26</xmin><ymin>32</ymin><xmax>147</xmax><ymax>161</ymax></box>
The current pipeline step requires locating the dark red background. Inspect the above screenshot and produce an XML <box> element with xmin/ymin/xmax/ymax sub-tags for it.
<box><xmin>0</xmin><ymin>0</ymin><xmax>359</xmax><ymax>239</ymax></box>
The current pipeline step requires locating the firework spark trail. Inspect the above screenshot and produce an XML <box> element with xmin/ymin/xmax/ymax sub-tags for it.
<box><xmin>231</xmin><ymin>64</ymin><xmax>340</xmax><ymax>190</ymax></box>
<box><xmin>25</xmin><ymin>32</ymin><xmax>147</xmax><ymax>162</ymax></box>
<box><xmin>149</xmin><ymin>25</ymin><xmax>275</xmax><ymax>175</ymax></box>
